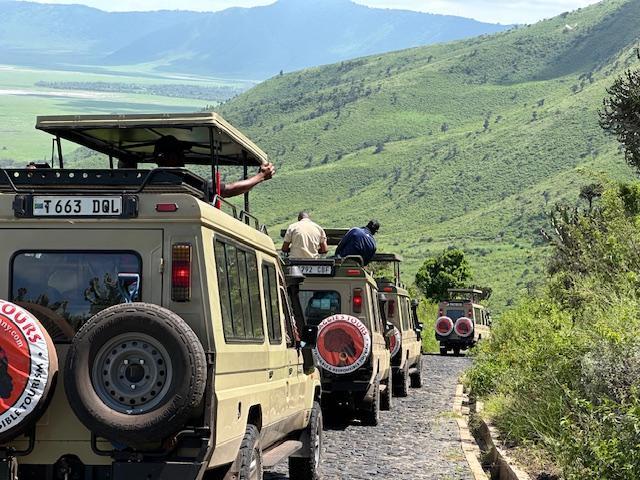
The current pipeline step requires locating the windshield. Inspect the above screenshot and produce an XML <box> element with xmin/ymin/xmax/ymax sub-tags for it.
<box><xmin>300</xmin><ymin>290</ymin><xmax>341</xmax><ymax>326</ymax></box>
<box><xmin>11</xmin><ymin>251</ymin><xmax>141</xmax><ymax>343</ymax></box>
<box><xmin>444</xmin><ymin>309</ymin><xmax>465</xmax><ymax>321</ymax></box>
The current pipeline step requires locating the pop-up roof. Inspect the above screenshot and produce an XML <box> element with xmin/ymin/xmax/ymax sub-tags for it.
<box><xmin>36</xmin><ymin>112</ymin><xmax>268</xmax><ymax>167</ymax></box>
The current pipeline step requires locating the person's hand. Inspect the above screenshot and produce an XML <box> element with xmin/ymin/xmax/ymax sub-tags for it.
<box><xmin>259</xmin><ymin>162</ymin><xmax>275</xmax><ymax>180</ymax></box>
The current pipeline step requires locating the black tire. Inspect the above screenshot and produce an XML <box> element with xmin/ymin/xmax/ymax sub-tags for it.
<box><xmin>439</xmin><ymin>347</ymin><xmax>447</xmax><ymax>356</ymax></box>
<box><xmin>289</xmin><ymin>402</ymin><xmax>323</xmax><ymax>480</ymax></box>
<box><xmin>380</xmin><ymin>372</ymin><xmax>393</xmax><ymax>411</ymax></box>
<box><xmin>361</xmin><ymin>379</ymin><xmax>380</xmax><ymax>426</ymax></box>
<box><xmin>237</xmin><ymin>424</ymin><xmax>263</xmax><ymax>480</ymax></box>
<box><xmin>410</xmin><ymin>357</ymin><xmax>423</xmax><ymax>389</ymax></box>
<box><xmin>64</xmin><ymin>303</ymin><xmax>207</xmax><ymax>447</ymax></box>
<box><xmin>394</xmin><ymin>363</ymin><xmax>409</xmax><ymax>398</ymax></box>
<box><xmin>453</xmin><ymin>347</ymin><xmax>461</xmax><ymax>357</ymax></box>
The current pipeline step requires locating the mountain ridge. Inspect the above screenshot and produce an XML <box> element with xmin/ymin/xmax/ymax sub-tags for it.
<box><xmin>0</xmin><ymin>0</ymin><xmax>511</xmax><ymax>79</ymax></box>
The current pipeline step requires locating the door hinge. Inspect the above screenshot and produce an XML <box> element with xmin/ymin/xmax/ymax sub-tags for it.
<box><xmin>159</xmin><ymin>257</ymin><xmax>165</xmax><ymax>274</ymax></box>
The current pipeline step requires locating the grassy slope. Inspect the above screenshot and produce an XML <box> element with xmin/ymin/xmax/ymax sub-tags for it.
<box><xmin>218</xmin><ymin>0</ymin><xmax>640</xmax><ymax>312</ymax></box>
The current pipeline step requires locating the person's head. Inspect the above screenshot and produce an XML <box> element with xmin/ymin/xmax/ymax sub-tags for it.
<box><xmin>298</xmin><ymin>211</ymin><xmax>310</xmax><ymax>221</ymax></box>
<box><xmin>154</xmin><ymin>135</ymin><xmax>185</xmax><ymax>168</ymax></box>
<box><xmin>365</xmin><ymin>220</ymin><xmax>380</xmax><ymax>235</ymax></box>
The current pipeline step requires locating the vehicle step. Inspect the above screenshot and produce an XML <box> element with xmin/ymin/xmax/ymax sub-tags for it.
<box><xmin>262</xmin><ymin>440</ymin><xmax>303</xmax><ymax>468</ymax></box>
<box><xmin>408</xmin><ymin>367</ymin><xmax>419</xmax><ymax>376</ymax></box>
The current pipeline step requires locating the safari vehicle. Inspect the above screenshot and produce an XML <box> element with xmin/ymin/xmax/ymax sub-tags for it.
<box><xmin>0</xmin><ymin>113</ymin><xmax>323</xmax><ymax>480</ymax></box>
<box><xmin>435</xmin><ymin>288</ymin><xmax>491</xmax><ymax>356</ymax></box>
<box><xmin>373</xmin><ymin>254</ymin><xmax>423</xmax><ymax>396</ymax></box>
<box><xmin>282</xmin><ymin>229</ymin><xmax>393</xmax><ymax>426</ymax></box>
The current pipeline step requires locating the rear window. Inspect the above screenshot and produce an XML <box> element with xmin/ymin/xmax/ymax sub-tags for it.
<box><xmin>11</xmin><ymin>251</ymin><xmax>141</xmax><ymax>343</ymax></box>
<box><xmin>300</xmin><ymin>290</ymin><xmax>341</xmax><ymax>326</ymax></box>
<box><xmin>444</xmin><ymin>309</ymin><xmax>465</xmax><ymax>321</ymax></box>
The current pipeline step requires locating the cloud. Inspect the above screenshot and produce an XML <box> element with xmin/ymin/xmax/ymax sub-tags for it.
<box><xmin>354</xmin><ymin>0</ymin><xmax>602</xmax><ymax>24</ymax></box>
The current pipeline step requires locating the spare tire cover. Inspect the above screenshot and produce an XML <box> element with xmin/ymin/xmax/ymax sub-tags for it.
<box><xmin>0</xmin><ymin>300</ymin><xmax>58</xmax><ymax>443</ymax></box>
<box><xmin>389</xmin><ymin>327</ymin><xmax>402</xmax><ymax>358</ymax></box>
<box><xmin>313</xmin><ymin>314</ymin><xmax>371</xmax><ymax>375</ymax></box>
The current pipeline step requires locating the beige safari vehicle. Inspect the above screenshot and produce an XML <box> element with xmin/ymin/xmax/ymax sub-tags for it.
<box><xmin>0</xmin><ymin>113</ymin><xmax>323</xmax><ymax>480</ymax></box>
<box><xmin>373</xmin><ymin>254</ymin><xmax>423</xmax><ymax>396</ymax></box>
<box><xmin>435</xmin><ymin>288</ymin><xmax>492</xmax><ymax>356</ymax></box>
<box><xmin>282</xmin><ymin>230</ymin><xmax>393</xmax><ymax>426</ymax></box>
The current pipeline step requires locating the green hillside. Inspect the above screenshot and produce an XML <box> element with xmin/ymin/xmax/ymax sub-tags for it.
<box><xmin>217</xmin><ymin>0</ymin><xmax>640</xmax><ymax>311</ymax></box>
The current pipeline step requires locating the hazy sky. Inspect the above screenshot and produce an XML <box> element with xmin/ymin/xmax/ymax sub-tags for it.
<box><xmin>25</xmin><ymin>0</ymin><xmax>603</xmax><ymax>24</ymax></box>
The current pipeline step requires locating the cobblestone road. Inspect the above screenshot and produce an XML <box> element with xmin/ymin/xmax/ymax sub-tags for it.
<box><xmin>267</xmin><ymin>354</ymin><xmax>474</xmax><ymax>480</ymax></box>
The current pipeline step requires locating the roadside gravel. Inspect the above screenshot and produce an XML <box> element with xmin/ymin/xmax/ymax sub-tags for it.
<box><xmin>267</xmin><ymin>354</ymin><xmax>474</xmax><ymax>479</ymax></box>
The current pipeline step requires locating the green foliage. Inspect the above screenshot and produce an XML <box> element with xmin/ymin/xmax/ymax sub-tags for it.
<box><xmin>415</xmin><ymin>249</ymin><xmax>471</xmax><ymax>302</ymax></box>
<box><xmin>466</xmin><ymin>182</ymin><xmax>640</xmax><ymax>478</ymax></box>
<box><xmin>601</xmin><ymin>67</ymin><xmax>640</xmax><ymax>172</ymax></box>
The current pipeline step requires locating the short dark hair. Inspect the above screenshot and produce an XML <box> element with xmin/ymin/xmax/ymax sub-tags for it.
<box><xmin>366</xmin><ymin>220</ymin><xmax>380</xmax><ymax>235</ymax></box>
<box><xmin>298</xmin><ymin>211</ymin><xmax>310</xmax><ymax>221</ymax></box>
<box><xmin>154</xmin><ymin>135</ymin><xmax>184</xmax><ymax>157</ymax></box>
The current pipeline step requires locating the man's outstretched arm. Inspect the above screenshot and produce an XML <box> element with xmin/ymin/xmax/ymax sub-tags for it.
<box><xmin>220</xmin><ymin>163</ymin><xmax>275</xmax><ymax>198</ymax></box>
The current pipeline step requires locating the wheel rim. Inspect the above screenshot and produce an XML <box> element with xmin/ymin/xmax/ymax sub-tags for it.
<box><xmin>91</xmin><ymin>333</ymin><xmax>173</xmax><ymax>414</ymax></box>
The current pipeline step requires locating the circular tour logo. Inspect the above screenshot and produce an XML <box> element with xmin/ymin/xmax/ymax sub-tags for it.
<box><xmin>0</xmin><ymin>301</ymin><xmax>50</xmax><ymax>433</ymax></box>
<box><xmin>314</xmin><ymin>314</ymin><xmax>371</xmax><ymax>375</ymax></box>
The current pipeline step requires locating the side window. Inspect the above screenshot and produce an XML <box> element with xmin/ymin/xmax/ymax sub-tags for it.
<box><xmin>214</xmin><ymin>239</ymin><xmax>264</xmax><ymax>343</ymax></box>
<box><xmin>474</xmin><ymin>307</ymin><xmax>482</xmax><ymax>324</ymax></box>
<box><xmin>401</xmin><ymin>299</ymin><xmax>410</xmax><ymax>331</ymax></box>
<box><xmin>368</xmin><ymin>286</ymin><xmax>378</xmax><ymax>332</ymax></box>
<box><xmin>262</xmin><ymin>263</ymin><xmax>282</xmax><ymax>344</ymax></box>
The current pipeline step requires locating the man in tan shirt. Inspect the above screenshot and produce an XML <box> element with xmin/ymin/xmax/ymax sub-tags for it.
<box><xmin>282</xmin><ymin>212</ymin><xmax>328</xmax><ymax>259</ymax></box>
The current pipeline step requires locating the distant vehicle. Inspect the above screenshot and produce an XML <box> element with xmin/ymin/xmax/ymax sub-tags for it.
<box><xmin>374</xmin><ymin>253</ymin><xmax>423</xmax><ymax>396</ymax></box>
<box><xmin>435</xmin><ymin>289</ymin><xmax>491</xmax><ymax>356</ymax></box>
<box><xmin>284</xmin><ymin>228</ymin><xmax>393</xmax><ymax>426</ymax></box>
<box><xmin>0</xmin><ymin>113</ymin><xmax>323</xmax><ymax>480</ymax></box>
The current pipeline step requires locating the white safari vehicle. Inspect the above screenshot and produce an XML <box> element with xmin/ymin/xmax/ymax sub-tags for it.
<box><xmin>0</xmin><ymin>113</ymin><xmax>323</xmax><ymax>480</ymax></box>
<box><xmin>435</xmin><ymin>288</ymin><xmax>492</xmax><ymax>356</ymax></box>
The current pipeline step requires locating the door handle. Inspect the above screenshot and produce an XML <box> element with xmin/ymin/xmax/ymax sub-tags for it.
<box><xmin>289</xmin><ymin>368</ymin><xmax>293</xmax><ymax>375</ymax></box>
<box><xmin>268</xmin><ymin>370</ymin><xmax>274</xmax><ymax>380</ymax></box>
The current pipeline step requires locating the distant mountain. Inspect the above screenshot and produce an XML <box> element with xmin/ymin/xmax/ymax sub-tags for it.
<box><xmin>0</xmin><ymin>0</ymin><xmax>511</xmax><ymax>79</ymax></box>
<box><xmin>217</xmin><ymin>0</ymin><xmax>640</xmax><ymax>309</ymax></box>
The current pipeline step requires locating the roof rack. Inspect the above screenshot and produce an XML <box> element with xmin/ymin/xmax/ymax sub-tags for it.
<box><xmin>1</xmin><ymin>167</ymin><xmax>269</xmax><ymax>234</ymax></box>
<box><xmin>447</xmin><ymin>288</ymin><xmax>485</xmax><ymax>303</ymax></box>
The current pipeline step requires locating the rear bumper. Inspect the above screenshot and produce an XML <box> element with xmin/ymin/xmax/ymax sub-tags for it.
<box><xmin>436</xmin><ymin>336</ymin><xmax>474</xmax><ymax>349</ymax></box>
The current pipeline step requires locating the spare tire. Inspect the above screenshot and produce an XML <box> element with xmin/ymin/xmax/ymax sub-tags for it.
<box><xmin>0</xmin><ymin>300</ymin><xmax>58</xmax><ymax>443</ymax></box>
<box><xmin>64</xmin><ymin>303</ymin><xmax>207</xmax><ymax>448</ymax></box>
<box><xmin>313</xmin><ymin>314</ymin><xmax>371</xmax><ymax>375</ymax></box>
<box><xmin>389</xmin><ymin>327</ymin><xmax>402</xmax><ymax>358</ymax></box>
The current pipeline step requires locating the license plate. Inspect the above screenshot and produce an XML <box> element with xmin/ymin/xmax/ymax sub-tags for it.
<box><xmin>299</xmin><ymin>265</ymin><xmax>332</xmax><ymax>276</ymax></box>
<box><xmin>33</xmin><ymin>196</ymin><xmax>123</xmax><ymax>217</ymax></box>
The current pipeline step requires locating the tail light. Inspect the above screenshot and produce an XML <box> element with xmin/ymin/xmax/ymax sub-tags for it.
<box><xmin>388</xmin><ymin>300</ymin><xmax>396</xmax><ymax>318</ymax></box>
<box><xmin>455</xmin><ymin>317</ymin><xmax>474</xmax><ymax>337</ymax></box>
<box><xmin>352</xmin><ymin>288</ymin><xmax>363</xmax><ymax>313</ymax></box>
<box><xmin>435</xmin><ymin>316</ymin><xmax>454</xmax><ymax>336</ymax></box>
<box><xmin>172</xmin><ymin>243</ymin><xmax>192</xmax><ymax>302</ymax></box>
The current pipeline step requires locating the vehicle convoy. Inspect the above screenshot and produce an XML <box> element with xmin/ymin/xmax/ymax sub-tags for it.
<box><xmin>373</xmin><ymin>254</ymin><xmax>423</xmax><ymax>396</ymax></box>
<box><xmin>435</xmin><ymin>289</ymin><xmax>492</xmax><ymax>356</ymax></box>
<box><xmin>282</xmin><ymin>229</ymin><xmax>393</xmax><ymax>426</ymax></box>
<box><xmin>0</xmin><ymin>113</ymin><xmax>323</xmax><ymax>480</ymax></box>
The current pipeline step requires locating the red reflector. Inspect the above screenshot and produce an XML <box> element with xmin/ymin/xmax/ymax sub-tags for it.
<box><xmin>353</xmin><ymin>288</ymin><xmax>363</xmax><ymax>313</ymax></box>
<box><xmin>346</xmin><ymin>269</ymin><xmax>361</xmax><ymax>276</ymax></box>
<box><xmin>172</xmin><ymin>243</ymin><xmax>192</xmax><ymax>302</ymax></box>
<box><xmin>156</xmin><ymin>203</ymin><xmax>178</xmax><ymax>212</ymax></box>
<box><xmin>383</xmin><ymin>286</ymin><xmax>393</xmax><ymax>292</ymax></box>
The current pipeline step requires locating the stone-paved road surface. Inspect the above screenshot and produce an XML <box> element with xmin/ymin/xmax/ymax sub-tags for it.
<box><xmin>267</xmin><ymin>354</ymin><xmax>474</xmax><ymax>480</ymax></box>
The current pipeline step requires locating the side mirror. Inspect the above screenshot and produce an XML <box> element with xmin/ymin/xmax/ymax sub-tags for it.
<box><xmin>411</xmin><ymin>299</ymin><xmax>419</xmax><ymax>308</ymax></box>
<box><xmin>384</xmin><ymin>321</ymin><xmax>395</xmax><ymax>336</ymax></box>
<box><xmin>300</xmin><ymin>324</ymin><xmax>318</xmax><ymax>348</ymax></box>
<box><xmin>415</xmin><ymin>322</ymin><xmax>424</xmax><ymax>332</ymax></box>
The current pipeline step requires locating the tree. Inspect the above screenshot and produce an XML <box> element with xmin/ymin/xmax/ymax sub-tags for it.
<box><xmin>579</xmin><ymin>183</ymin><xmax>604</xmax><ymax>211</ymax></box>
<box><xmin>415</xmin><ymin>249</ymin><xmax>471</xmax><ymax>302</ymax></box>
<box><xmin>600</xmin><ymin>69</ymin><xmax>640</xmax><ymax>172</ymax></box>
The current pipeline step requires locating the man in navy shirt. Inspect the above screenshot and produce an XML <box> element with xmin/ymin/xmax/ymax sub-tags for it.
<box><xmin>335</xmin><ymin>220</ymin><xmax>380</xmax><ymax>265</ymax></box>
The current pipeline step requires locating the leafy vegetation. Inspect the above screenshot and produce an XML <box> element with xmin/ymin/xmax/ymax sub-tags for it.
<box><xmin>415</xmin><ymin>249</ymin><xmax>471</xmax><ymax>302</ymax></box>
<box><xmin>217</xmin><ymin>0</ymin><xmax>640</xmax><ymax>312</ymax></box>
<box><xmin>466</xmin><ymin>65</ymin><xmax>640</xmax><ymax>478</ymax></box>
